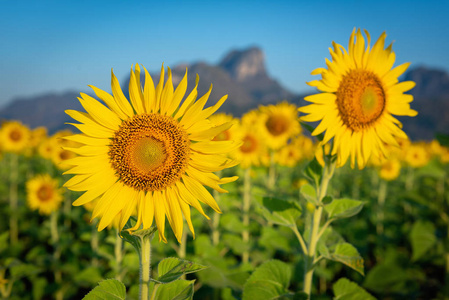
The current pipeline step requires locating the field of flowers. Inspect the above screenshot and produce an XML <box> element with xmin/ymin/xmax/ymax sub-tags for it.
<box><xmin>1</xmin><ymin>29</ymin><xmax>449</xmax><ymax>300</ymax></box>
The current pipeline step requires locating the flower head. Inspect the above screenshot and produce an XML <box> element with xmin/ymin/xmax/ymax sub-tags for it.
<box><xmin>27</xmin><ymin>174</ymin><xmax>63</xmax><ymax>215</ymax></box>
<box><xmin>0</xmin><ymin>121</ymin><xmax>31</xmax><ymax>153</ymax></box>
<box><xmin>64</xmin><ymin>64</ymin><xmax>239</xmax><ymax>242</ymax></box>
<box><xmin>299</xmin><ymin>29</ymin><xmax>417</xmax><ymax>169</ymax></box>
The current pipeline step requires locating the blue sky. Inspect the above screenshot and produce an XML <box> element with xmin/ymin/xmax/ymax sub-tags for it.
<box><xmin>1</xmin><ymin>0</ymin><xmax>448</xmax><ymax>107</ymax></box>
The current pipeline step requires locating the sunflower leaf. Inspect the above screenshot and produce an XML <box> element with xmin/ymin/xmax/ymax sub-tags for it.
<box><xmin>82</xmin><ymin>279</ymin><xmax>126</xmax><ymax>300</ymax></box>
<box><xmin>258</xmin><ymin>197</ymin><xmax>302</xmax><ymax>227</ymax></box>
<box><xmin>155</xmin><ymin>257</ymin><xmax>208</xmax><ymax>284</ymax></box>
<box><xmin>301</xmin><ymin>122</ymin><xmax>324</xmax><ymax>142</ymax></box>
<box><xmin>333</xmin><ymin>278</ymin><xmax>376</xmax><ymax>300</ymax></box>
<box><xmin>300</xmin><ymin>184</ymin><xmax>318</xmax><ymax>205</ymax></box>
<box><xmin>409</xmin><ymin>220</ymin><xmax>437</xmax><ymax>261</ymax></box>
<box><xmin>153</xmin><ymin>279</ymin><xmax>195</xmax><ymax>300</ymax></box>
<box><xmin>325</xmin><ymin>198</ymin><xmax>364</xmax><ymax>220</ymax></box>
<box><xmin>242</xmin><ymin>260</ymin><xmax>293</xmax><ymax>300</ymax></box>
<box><xmin>304</xmin><ymin>158</ymin><xmax>323</xmax><ymax>188</ymax></box>
<box><xmin>328</xmin><ymin>243</ymin><xmax>364</xmax><ymax>275</ymax></box>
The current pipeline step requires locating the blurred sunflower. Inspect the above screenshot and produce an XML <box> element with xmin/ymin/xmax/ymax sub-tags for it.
<box><xmin>64</xmin><ymin>64</ymin><xmax>239</xmax><ymax>243</ymax></box>
<box><xmin>274</xmin><ymin>143</ymin><xmax>302</xmax><ymax>167</ymax></box>
<box><xmin>405</xmin><ymin>143</ymin><xmax>430</xmax><ymax>168</ymax></box>
<box><xmin>299</xmin><ymin>29</ymin><xmax>417</xmax><ymax>169</ymax></box>
<box><xmin>258</xmin><ymin>102</ymin><xmax>301</xmax><ymax>150</ymax></box>
<box><xmin>209</xmin><ymin>113</ymin><xmax>240</xmax><ymax>143</ymax></box>
<box><xmin>233</xmin><ymin>115</ymin><xmax>268</xmax><ymax>169</ymax></box>
<box><xmin>379</xmin><ymin>159</ymin><xmax>401</xmax><ymax>181</ymax></box>
<box><xmin>0</xmin><ymin>121</ymin><xmax>31</xmax><ymax>153</ymax></box>
<box><xmin>26</xmin><ymin>174</ymin><xmax>63</xmax><ymax>215</ymax></box>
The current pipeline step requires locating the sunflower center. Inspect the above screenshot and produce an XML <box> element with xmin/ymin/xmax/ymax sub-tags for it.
<box><xmin>37</xmin><ymin>185</ymin><xmax>53</xmax><ymax>202</ymax></box>
<box><xmin>241</xmin><ymin>135</ymin><xmax>258</xmax><ymax>153</ymax></box>
<box><xmin>109</xmin><ymin>113</ymin><xmax>190</xmax><ymax>192</ymax></box>
<box><xmin>336</xmin><ymin>70</ymin><xmax>386</xmax><ymax>131</ymax></box>
<box><xmin>266</xmin><ymin>114</ymin><xmax>289</xmax><ymax>136</ymax></box>
<box><xmin>9</xmin><ymin>129</ymin><xmax>22</xmax><ymax>141</ymax></box>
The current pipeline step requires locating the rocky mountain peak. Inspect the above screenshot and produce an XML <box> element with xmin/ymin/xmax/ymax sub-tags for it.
<box><xmin>404</xmin><ymin>66</ymin><xmax>449</xmax><ymax>98</ymax></box>
<box><xmin>218</xmin><ymin>46</ymin><xmax>267</xmax><ymax>82</ymax></box>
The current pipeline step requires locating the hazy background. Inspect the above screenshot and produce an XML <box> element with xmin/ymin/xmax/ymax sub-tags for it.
<box><xmin>1</xmin><ymin>0</ymin><xmax>448</xmax><ymax>108</ymax></box>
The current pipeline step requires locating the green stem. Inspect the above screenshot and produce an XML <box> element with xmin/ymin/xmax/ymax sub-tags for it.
<box><xmin>9</xmin><ymin>153</ymin><xmax>18</xmax><ymax>246</ymax></box>
<box><xmin>115</xmin><ymin>229</ymin><xmax>123</xmax><ymax>281</ymax></box>
<box><xmin>376</xmin><ymin>180</ymin><xmax>387</xmax><ymax>237</ymax></box>
<box><xmin>51</xmin><ymin>211</ymin><xmax>63</xmax><ymax>300</ymax></box>
<box><xmin>242</xmin><ymin>167</ymin><xmax>251</xmax><ymax>264</ymax></box>
<box><xmin>91</xmin><ymin>223</ymin><xmax>99</xmax><ymax>268</ymax></box>
<box><xmin>64</xmin><ymin>189</ymin><xmax>71</xmax><ymax>229</ymax></box>
<box><xmin>303</xmin><ymin>160</ymin><xmax>335</xmax><ymax>299</ymax></box>
<box><xmin>212</xmin><ymin>172</ymin><xmax>222</xmax><ymax>247</ymax></box>
<box><xmin>140</xmin><ymin>234</ymin><xmax>152</xmax><ymax>300</ymax></box>
<box><xmin>268</xmin><ymin>151</ymin><xmax>276</xmax><ymax>191</ymax></box>
<box><xmin>291</xmin><ymin>226</ymin><xmax>308</xmax><ymax>256</ymax></box>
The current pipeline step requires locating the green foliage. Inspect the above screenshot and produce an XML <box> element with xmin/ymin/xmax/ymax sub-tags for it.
<box><xmin>83</xmin><ymin>279</ymin><xmax>126</xmax><ymax>300</ymax></box>
<box><xmin>325</xmin><ymin>198</ymin><xmax>364</xmax><ymax>220</ymax></box>
<box><xmin>328</xmin><ymin>243</ymin><xmax>364</xmax><ymax>276</ymax></box>
<box><xmin>155</xmin><ymin>257</ymin><xmax>208</xmax><ymax>284</ymax></box>
<box><xmin>258</xmin><ymin>197</ymin><xmax>302</xmax><ymax>227</ymax></box>
<box><xmin>242</xmin><ymin>260</ymin><xmax>294</xmax><ymax>300</ymax></box>
<box><xmin>409</xmin><ymin>220</ymin><xmax>437</xmax><ymax>261</ymax></box>
<box><xmin>304</xmin><ymin>158</ymin><xmax>323</xmax><ymax>187</ymax></box>
<box><xmin>300</xmin><ymin>184</ymin><xmax>318</xmax><ymax>205</ymax></box>
<box><xmin>333</xmin><ymin>278</ymin><xmax>376</xmax><ymax>300</ymax></box>
<box><xmin>153</xmin><ymin>279</ymin><xmax>195</xmax><ymax>300</ymax></box>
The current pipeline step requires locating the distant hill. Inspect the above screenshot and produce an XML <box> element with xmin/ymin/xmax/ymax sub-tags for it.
<box><xmin>0</xmin><ymin>47</ymin><xmax>448</xmax><ymax>141</ymax></box>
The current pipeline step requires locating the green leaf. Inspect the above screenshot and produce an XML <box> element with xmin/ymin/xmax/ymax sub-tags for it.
<box><xmin>436</xmin><ymin>133</ymin><xmax>449</xmax><ymax>147</ymax></box>
<box><xmin>363</xmin><ymin>263</ymin><xmax>407</xmax><ymax>293</ymax></box>
<box><xmin>156</xmin><ymin>257</ymin><xmax>208</xmax><ymax>283</ymax></box>
<box><xmin>83</xmin><ymin>279</ymin><xmax>126</xmax><ymax>300</ymax></box>
<box><xmin>300</xmin><ymin>184</ymin><xmax>318</xmax><ymax>205</ymax></box>
<box><xmin>154</xmin><ymin>279</ymin><xmax>194</xmax><ymax>300</ymax></box>
<box><xmin>304</xmin><ymin>158</ymin><xmax>323</xmax><ymax>187</ymax></box>
<box><xmin>243</xmin><ymin>260</ymin><xmax>292</xmax><ymax>300</ymax></box>
<box><xmin>333</xmin><ymin>278</ymin><xmax>376</xmax><ymax>300</ymax></box>
<box><xmin>301</xmin><ymin>122</ymin><xmax>324</xmax><ymax>142</ymax></box>
<box><xmin>10</xmin><ymin>263</ymin><xmax>40</xmax><ymax>279</ymax></box>
<box><xmin>329</xmin><ymin>243</ymin><xmax>364</xmax><ymax>275</ymax></box>
<box><xmin>74</xmin><ymin>266</ymin><xmax>103</xmax><ymax>285</ymax></box>
<box><xmin>0</xmin><ymin>232</ymin><xmax>9</xmax><ymax>253</ymax></box>
<box><xmin>325</xmin><ymin>198</ymin><xmax>364</xmax><ymax>220</ymax></box>
<box><xmin>410</xmin><ymin>220</ymin><xmax>437</xmax><ymax>261</ymax></box>
<box><xmin>258</xmin><ymin>197</ymin><xmax>302</xmax><ymax>227</ymax></box>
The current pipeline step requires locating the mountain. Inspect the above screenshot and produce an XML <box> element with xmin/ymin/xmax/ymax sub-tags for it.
<box><xmin>0</xmin><ymin>47</ymin><xmax>448</xmax><ymax>141</ymax></box>
<box><xmin>120</xmin><ymin>46</ymin><xmax>296</xmax><ymax>116</ymax></box>
<box><xmin>0</xmin><ymin>91</ymin><xmax>82</xmax><ymax>133</ymax></box>
<box><xmin>399</xmin><ymin>66</ymin><xmax>449</xmax><ymax>140</ymax></box>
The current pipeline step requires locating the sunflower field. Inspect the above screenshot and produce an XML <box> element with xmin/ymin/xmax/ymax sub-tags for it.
<box><xmin>1</xmin><ymin>29</ymin><xmax>449</xmax><ymax>300</ymax></box>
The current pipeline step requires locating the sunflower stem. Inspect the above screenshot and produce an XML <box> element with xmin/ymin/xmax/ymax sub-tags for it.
<box><xmin>212</xmin><ymin>171</ymin><xmax>222</xmax><ymax>247</ymax></box>
<box><xmin>242</xmin><ymin>167</ymin><xmax>251</xmax><ymax>264</ymax></box>
<box><xmin>115</xmin><ymin>228</ymin><xmax>123</xmax><ymax>281</ymax></box>
<box><xmin>376</xmin><ymin>180</ymin><xmax>387</xmax><ymax>238</ymax></box>
<box><xmin>50</xmin><ymin>211</ymin><xmax>63</xmax><ymax>300</ymax></box>
<box><xmin>268</xmin><ymin>151</ymin><xmax>276</xmax><ymax>191</ymax></box>
<box><xmin>139</xmin><ymin>233</ymin><xmax>152</xmax><ymax>300</ymax></box>
<box><xmin>9</xmin><ymin>153</ymin><xmax>19</xmax><ymax>246</ymax></box>
<box><xmin>91</xmin><ymin>222</ymin><xmax>99</xmax><ymax>268</ymax></box>
<box><xmin>303</xmin><ymin>159</ymin><xmax>335</xmax><ymax>299</ymax></box>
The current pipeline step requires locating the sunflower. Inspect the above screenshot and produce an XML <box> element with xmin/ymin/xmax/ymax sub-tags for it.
<box><xmin>274</xmin><ymin>143</ymin><xmax>302</xmax><ymax>167</ymax></box>
<box><xmin>379</xmin><ymin>158</ymin><xmax>401</xmax><ymax>181</ymax></box>
<box><xmin>299</xmin><ymin>29</ymin><xmax>417</xmax><ymax>169</ymax></box>
<box><xmin>258</xmin><ymin>102</ymin><xmax>301</xmax><ymax>150</ymax></box>
<box><xmin>26</xmin><ymin>174</ymin><xmax>63</xmax><ymax>215</ymax></box>
<box><xmin>404</xmin><ymin>143</ymin><xmax>430</xmax><ymax>168</ymax></box>
<box><xmin>63</xmin><ymin>64</ymin><xmax>239</xmax><ymax>243</ymax></box>
<box><xmin>0</xmin><ymin>121</ymin><xmax>31</xmax><ymax>153</ymax></box>
<box><xmin>233</xmin><ymin>114</ymin><xmax>268</xmax><ymax>169</ymax></box>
